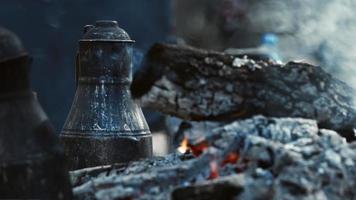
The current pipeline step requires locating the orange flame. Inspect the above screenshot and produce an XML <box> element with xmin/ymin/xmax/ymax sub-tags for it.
<box><xmin>177</xmin><ymin>138</ymin><xmax>209</xmax><ymax>157</ymax></box>
<box><xmin>177</xmin><ymin>138</ymin><xmax>190</xmax><ymax>154</ymax></box>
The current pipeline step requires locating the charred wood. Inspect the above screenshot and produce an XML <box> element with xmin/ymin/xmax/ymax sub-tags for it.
<box><xmin>69</xmin><ymin>164</ymin><xmax>128</xmax><ymax>187</ymax></box>
<box><xmin>131</xmin><ymin>43</ymin><xmax>356</xmax><ymax>140</ymax></box>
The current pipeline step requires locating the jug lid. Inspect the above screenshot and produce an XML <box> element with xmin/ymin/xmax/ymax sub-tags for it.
<box><xmin>80</xmin><ymin>20</ymin><xmax>134</xmax><ymax>43</ymax></box>
<box><xmin>0</xmin><ymin>26</ymin><xmax>28</xmax><ymax>63</ymax></box>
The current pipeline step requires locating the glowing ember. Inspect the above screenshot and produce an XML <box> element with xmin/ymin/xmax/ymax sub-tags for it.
<box><xmin>222</xmin><ymin>152</ymin><xmax>240</xmax><ymax>166</ymax></box>
<box><xmin>208</xmin><ymin>161</ymin><xmax>219</xmax><ymax>180</ymax></box>
<box><xmin>177</xmin><ymin>138</ymin><xmax>190</xmax><ymax>154</ymax></box>
<box><xmin>189</xmin><ymin>141</ymin><xmax>209</xmax><ymax>157</ymax></box>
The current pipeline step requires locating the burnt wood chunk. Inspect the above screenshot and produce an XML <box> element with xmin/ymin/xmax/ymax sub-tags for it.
<box><xmin>131</xmin><ymin>43</ymin><xmax>356</xmax><ymax>140</ymax></box>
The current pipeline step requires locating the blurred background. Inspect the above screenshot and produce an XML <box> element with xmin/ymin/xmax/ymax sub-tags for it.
<box><xmin>1</xmin><ymin>0</ymin><xmax>356</xmax><ymax>154</ymax></box>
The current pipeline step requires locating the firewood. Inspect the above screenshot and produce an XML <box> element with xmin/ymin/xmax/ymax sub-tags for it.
<box><xmin>131</xmin><ymin>43</ymin><xmax>356</xmax><ymax>140</ymax></box>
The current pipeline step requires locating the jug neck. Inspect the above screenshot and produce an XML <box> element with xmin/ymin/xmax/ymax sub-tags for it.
<box><xmin>76</xmin><ymin>41</ymin><xmax>133</xmax><ymax>87</ymax></box>
<box><xmin>0</xmin><ymin>56</ymin><xmax>31</xmax><ymax>95</ymax></box>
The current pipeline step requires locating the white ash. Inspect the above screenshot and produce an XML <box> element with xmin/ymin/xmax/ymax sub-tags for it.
<box><xmin>71</xmin><ymin>116</ymin><xmax>356</xmax><ymax>200</ymax></box>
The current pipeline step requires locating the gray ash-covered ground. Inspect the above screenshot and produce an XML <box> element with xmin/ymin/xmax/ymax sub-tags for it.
<box><xmin>71</xmin><ymin>116</ymin><xmax>356</xmax><ymax>200</ymax></box>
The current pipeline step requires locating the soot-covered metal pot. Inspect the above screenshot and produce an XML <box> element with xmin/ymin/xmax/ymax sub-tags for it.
<box><xmin>0</xmin><ymin>26</ymin><xmax>72</xmax><ymax>199</ymax></box>
<box><xmin>60</xmin><ymin>20</ymin><xmax>152</xmax><ymax>170</ymax></box>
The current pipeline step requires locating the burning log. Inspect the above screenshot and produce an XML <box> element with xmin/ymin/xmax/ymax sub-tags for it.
<box><xmin>131</xmin><ymin>43</ymin><xmax>356</xmax><ymax>140</ymax></box>
<box><xmin>71</xmin><ymin>116</ymin><xmax>356</xmax><ymax>200</ymax></box>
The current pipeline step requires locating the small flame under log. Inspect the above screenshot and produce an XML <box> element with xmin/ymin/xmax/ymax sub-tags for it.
<box><xmin>177</xmin><ymin>136</ymin><xmax>210</xmax><ymax>157</ymax></box>
<box><xmin>177</xmin><ymin>138</ymin><xmax>189</xmax><ymax>154</ymax></box>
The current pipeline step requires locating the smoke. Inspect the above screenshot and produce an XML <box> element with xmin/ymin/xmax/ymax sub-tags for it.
<box><xmin>176</xmin><ymin>0</ymin><xmax>356</xmax><ymax>89</ymax></box>
<box><xmin>244</xmin><ymin>0</ymin><xmax>356</xmax><ymax>89</ymax></box>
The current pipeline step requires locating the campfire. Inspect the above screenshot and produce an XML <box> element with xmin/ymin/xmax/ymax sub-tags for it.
<box><xmin>177</xmin><ymin>136</ymin><xmax>239</xmax><ymax>180</ymax></box>
<box><xmin>70</xmin><ymin>44</ymin><xmax>356</xmax><ymax>200</ymax></box>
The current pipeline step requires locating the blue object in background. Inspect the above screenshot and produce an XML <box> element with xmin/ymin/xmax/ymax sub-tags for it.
<box><xmin>0</xmin><ymin>0</ymin><xmax>172</xmax><ymax>130</ymax></box>
<box><xmin>261</xmin><ymin>33</ymin><xmax>283</xmax><ymax>63</ymax></box>
<box><xmin>262</xmin><ymin>33</ymin><xmax>279</xmax><ymax>46</ymax></box>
